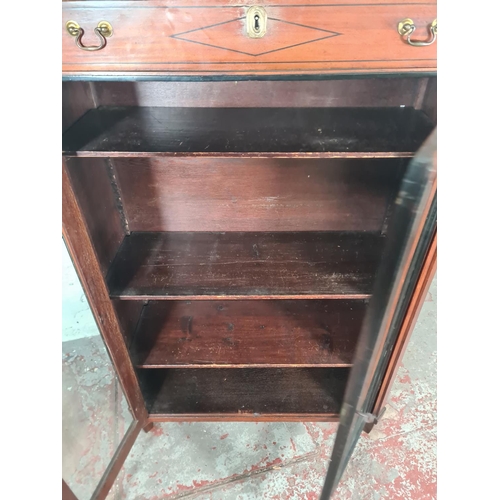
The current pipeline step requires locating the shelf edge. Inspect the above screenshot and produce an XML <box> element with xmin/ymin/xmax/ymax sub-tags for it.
<box><xmin>110</xmin><ymin>294</ymin><xmax>372</xmax><ymax>301</ymax></box>
<box><xmin>63</xmin><ymin>151</ymin><xmax>416</xmax><ymax>159</ymax></box>
<box><xmin>147</xmin><ymin>413</ymin><xmax>340</xmax><ymax>422</ymax></box>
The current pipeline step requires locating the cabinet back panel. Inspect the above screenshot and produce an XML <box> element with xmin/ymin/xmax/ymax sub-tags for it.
<box><xmin>92</xmin><ymin>78</ymin><xmax>427</xmax><ymax>109</ymax></box>
<box><xmin>113</xmin><ymin>158</ymin><xmax>406</xmax><ymax>232</ymax></box>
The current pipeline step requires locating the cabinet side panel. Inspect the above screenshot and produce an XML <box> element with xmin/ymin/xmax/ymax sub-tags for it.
<box><xmin>65</xmin><ymin>157</ymin><xmax>125</xmax><ymax>276</ymax></box>
<box><xmin>422</xmin><ymin>77</ymin><xmax>437</xmax><ymax>124</ymax></box>
<box><xmin>62</xmin><ymin>81</ymin><xmax>96</xmax><ymax>132</ymax></box>
<box><xmin>63</xmin><ymin>160</ymin><xmax>147</xmax><ymax>422</ymax></box>
<box><xmin>112</xmin><ymin>300</ymin><xmax>146</xmax><ymax>348</ymax></box>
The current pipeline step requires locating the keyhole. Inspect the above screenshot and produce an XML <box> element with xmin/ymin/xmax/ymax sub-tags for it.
<box><xmin>254</xmin><ymin>14</ymin><xmax>260</xmax><ymax>32</ymax></box>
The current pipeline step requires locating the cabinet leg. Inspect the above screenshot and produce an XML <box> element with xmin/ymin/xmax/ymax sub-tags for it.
<box><xmin>363</xmin><ymin>420</ymin><xmax>376</xmax><ymax>434</ymax></box>
<box><xmin>363</xmin><ymin>407</ymin><xmax>387</xmax><ymax>434</ymax></box>
<box><xmin>143</xmin><ymin>422</ymin><xmax>154</xmax><ymax>433</ymax></box>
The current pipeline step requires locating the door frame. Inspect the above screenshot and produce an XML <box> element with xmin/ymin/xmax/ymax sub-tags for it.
<box><xmin>63</xmin><ymin>159</ymin><xmax>148</xmax><ymax>498</ymax></box>
<box><xmin>320</xmin><ymin>129</ymin><xmax>437</xmax><ymax>498</ymax></box>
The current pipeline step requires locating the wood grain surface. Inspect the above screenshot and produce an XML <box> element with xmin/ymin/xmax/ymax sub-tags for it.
<box><xmin>131</xmin><ymin>299</ymin><xmax>366</xmax><ymax>368</ymax></box>
<box><xmin>65</xmin><ymin>157</ymin><xmax>124</xmax><ymax>276</ymax></box>
<box><xmin>63</xmin><ymin>161</ymin><xmax>147</xmax><ymax>422</ymax></box>
<box><xmin>139</xmin><ymin>367</ymin><xmax>350</xmax><ymax>416</ymax></box>
<box><xmin>90</xmin><ymin>78</ymin><xmax>431</xmax><ymax>109</ymax></box>
<box><xmin>62</xmin><ymin>107</ymin><xmax>433</xmax><ymax>157</ymax></box>
<box><xmin>62</xmin><ymin>1</ymin><xmax>437</xmax><ymax>76</ymax></box>
<box><xmin>113</xmin><ymin>157</ymin><xmax>406</xmax><ymax>232</ymax></box>
<box><xmin>106</xmin><ymin>231</ymin><xmax>384</xmax><ymax>299</ymax></box>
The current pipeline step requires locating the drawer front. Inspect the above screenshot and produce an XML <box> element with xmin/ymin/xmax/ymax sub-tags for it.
<box><xmin>62</xmin><ymin>0</ymin><xmax>437</xmax><ymax>77</ymax></box>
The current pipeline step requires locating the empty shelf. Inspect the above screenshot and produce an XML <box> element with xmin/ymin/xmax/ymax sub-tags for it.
<box><xmin>132</xmin><ymin>299</ymin><xmax>366</xmax><ymax>368</ymax></box>
<box><xmin>62</xmin><ymin>106</ymin><xmax>434</xmax><ymax>157</ymax></box>
<box><xmin>139</xmin><ymin>367</ymin><xmax>349</xmax><ymax>420</ymax></box>
<box><xmin>107</xmin><ymin>231</ymin><xmax>384</xmax><ymax>300</ymax></box>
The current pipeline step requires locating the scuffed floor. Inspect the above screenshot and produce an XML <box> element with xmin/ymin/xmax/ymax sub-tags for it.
<box><xmin>62</xmin><ymin>336</ymin><xmax>132</xmax><ymax>499</ymax></box>
<box><xmin>63</xmin><ymin>278</ymin><xmax>436</xmax><ymax>500</ymax></box>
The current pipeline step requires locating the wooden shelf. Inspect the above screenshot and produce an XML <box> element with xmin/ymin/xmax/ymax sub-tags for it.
<box><xmin>107</xmin><ymin>231</ymin><xmax>384</xmax><ymax>300</ymax></box>
<box><xmin>62</xmin><ymin>106</ymin><xmax>433</xmax><ymax>158</ymax></box>
<box><xmin>139</xmin><ymin>368</ymin><xmax>349</xmax><ymax>420</ymax></box>
<box><xmin>132</xmin><ymin>299</ymin><xmax>366</xmax><ymax>368</ymax></box>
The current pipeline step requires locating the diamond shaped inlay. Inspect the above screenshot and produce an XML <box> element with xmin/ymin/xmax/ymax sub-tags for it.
<box><xmin>172</xmin><ymin>17</ymin><xmax>341</xmax><ymax>57</ymax></box>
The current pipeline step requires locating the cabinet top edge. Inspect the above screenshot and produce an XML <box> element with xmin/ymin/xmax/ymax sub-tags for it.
<box><xmin>62</xmin><ymin>71</ymin><xmax>437</xmax><ymax>82</ymax></box>
<box><xmin>62</xmin><ymin>1</ymin><xmax>437</xmax><ymax>7</ymax></box>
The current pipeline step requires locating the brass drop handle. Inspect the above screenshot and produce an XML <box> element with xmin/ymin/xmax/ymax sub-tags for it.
<box><xmin>398</xmin><ymin>19</ymin><xmax>437</xmax><ymax>47</ymax></box>
<box><xmin>66</xmin><ymin>21</ymin><xmax>113</xmax><ymax>51</ymax></box>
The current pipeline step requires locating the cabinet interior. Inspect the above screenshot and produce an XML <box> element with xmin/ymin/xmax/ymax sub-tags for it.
<box><xmin>62</xmin><ymin>76</ymin><xmax>436</xmax><ymax>420</ymax></box>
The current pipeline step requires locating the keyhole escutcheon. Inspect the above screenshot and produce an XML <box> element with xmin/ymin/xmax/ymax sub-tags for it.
<box><xmin>247</xmin><ymin>6</ymin><xmax>267</xmax><ymax>38</ymax></box>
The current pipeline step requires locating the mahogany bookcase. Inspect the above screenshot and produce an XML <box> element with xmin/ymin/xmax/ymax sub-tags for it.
<box><xmin>62</xmin><ymin>1</ymin><xmax>437</xmax><ymax>497</ymax></box>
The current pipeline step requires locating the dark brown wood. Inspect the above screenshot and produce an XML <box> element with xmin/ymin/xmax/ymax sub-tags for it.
<box><xmin>90</xmin><ymin>421</ymin><xmax>141</xmax><ymax>500</ymax></box>
<box><xmin>143</xmin><ymin>422</ymin><xmax>155</xmax><ymax>433</ymax></box>
<box><xmin>62</xmin><ymin>81</ymin><xmax>95</xmax><ymax>132</ymax></box>
<box><xmin>107</xmin><ymin>231</ymin><xmax>384</xmax><ymax>300</ymax></box>
<box><xmin>63</xmin><ymin>160</ymin><xmax>147</xmax><ymax>422</ymax></box>
<box><xmin>318</xmin><ymin>131</ymin><xmax>436</xmax><ymax>500</ymax></box>
<box><xmin>422</xmin><ymin>77</ymin><xmax>437</xmax><ymax>124</ymax></box>
<box><xmin>62</xmin><ymin>480</ymin><xmax>79</xmax><ymax>500</ymax></box>
<box><xmin>62</xmin><ymin>107</ymin><xmax>434</xmax><ymax>157</ymax></box>
<box><xmin>65</xmin><ymin>157</ymin><xmax>124</xmax><ymax>276</ymax></box>
<box><xmin>113</xmin><ymin>157</ymin><xmax>406</xmax><ymax>233</ymax></box>
<box><xmin>354</xmin><ymin>131</ymin><xmax>436</xmax><ymax>408</ymax></box>
<box><xmin>61</xmin><ymin>0</ymin><xmax>439</xmax><ymax>489</ymax></box>
<box><xmin>132</xmin><ymin>299</ymin><xmax>366</xmax><ymax>368</ymax></box>
<box><xmin>90</xmin><ymin>79</ymin><xmax>426</xmax><ymax>109</ymax></box>
<box><xmin>62</xmin><ymin>0</ymin><xmax>437</xmax><ymax>77</ymax></box>
<box><xmin>147</xmin><ymin>414</ymin><xmax>340</xmax><ymax>423</ymax></box>
<box><xmin>139</xmin><ymin>367</ymin><xmax>349</xmax><ymax>417</ymax></box>
<box><xmin>372</xmin><ymin>231</ymin><xmax>437</xmax><ymax>417</ymax></box>
<box><xmin>112</xmin><ymin>299</ymin><xmax>146</xmax><ymax>348</ymax></box>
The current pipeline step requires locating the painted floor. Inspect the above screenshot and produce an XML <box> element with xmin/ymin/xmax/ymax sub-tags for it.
<box><xmin>62</xmin><ymin>277</ymin><xmax>436</xmax><ymax>500</ymax></box>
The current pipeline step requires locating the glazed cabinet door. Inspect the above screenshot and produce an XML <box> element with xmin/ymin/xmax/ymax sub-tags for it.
<box><xmin>320</xmin><ymin>129</ymin><xmax>437</xmax><ymax>498</ymax></box>
<box><xmin>62</xmin><ymin>240</ymin><xmax>141</xmax><ymax>500</ymax></box>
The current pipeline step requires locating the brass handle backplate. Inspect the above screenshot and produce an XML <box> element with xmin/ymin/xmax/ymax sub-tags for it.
<box><xmin>398</xmin><ymin>18</ymin><xmax>437</xmax><ymax>46</ymax></box>
<box><xmin>66</xmin><ymin>21</ymin><xmax>113</xmax><ymax>51</ymax></box>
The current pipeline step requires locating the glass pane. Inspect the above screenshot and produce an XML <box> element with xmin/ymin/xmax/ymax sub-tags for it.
<box><xmin>62</xmin><ymin>239</ymin><xmax>133</xmax><ymax>500</ymax></box>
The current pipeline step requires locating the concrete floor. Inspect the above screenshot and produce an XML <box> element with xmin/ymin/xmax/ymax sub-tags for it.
<box><xmin>62</xmin><ymin>248</ymin><xmax>436</xmax><ymax>499</ymax></box>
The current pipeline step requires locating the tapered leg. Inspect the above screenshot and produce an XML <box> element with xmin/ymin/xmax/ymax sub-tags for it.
<box><xmin>143</xmin><ymin>422</ymin><xmax>154</xmax><ymax>433</ymax></box>
<box><xmin>363</xmin><ymin>407</ymin><xmax>386</xmax><ymax>434</ymax></box>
